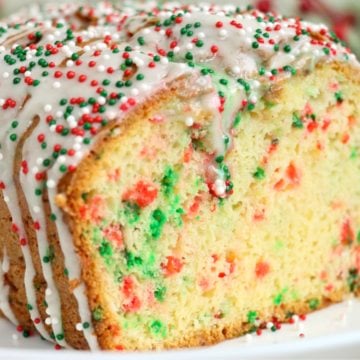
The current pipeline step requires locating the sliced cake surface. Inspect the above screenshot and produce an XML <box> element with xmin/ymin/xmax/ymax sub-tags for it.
<box><xmin>0</xmin><ymin>1</ymin><xmax>359</xmax><ymax>350</ymax></box>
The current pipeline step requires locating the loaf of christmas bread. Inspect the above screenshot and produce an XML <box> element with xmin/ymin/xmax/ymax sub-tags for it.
<box><xmin>0</xmin><ymin>1</ymin><xmax>359</xmax><ymax>350</ymax></box>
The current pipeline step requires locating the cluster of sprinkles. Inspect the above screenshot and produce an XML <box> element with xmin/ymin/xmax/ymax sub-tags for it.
<box><xmin>0</xmin><ymin>0</ymin><xmax>358</xmax><ymax>350</ymax></box>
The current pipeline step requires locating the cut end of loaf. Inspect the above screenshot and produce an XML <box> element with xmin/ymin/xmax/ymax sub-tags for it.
<box><xmin>62</xmin><ymin>62</ymin><xmax>360</xmax><ymax>350</ymax></box>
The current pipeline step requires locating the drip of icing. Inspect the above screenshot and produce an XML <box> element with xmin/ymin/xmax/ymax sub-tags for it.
<box><xmin>0</xmin><ymin>1</ymin><xmax>357</xmax><ymax>349</ymax></box>
<box><xmin>0</xmin><ymin>247</ymin><xmax>18</xmax><ymax>324</ymax></box>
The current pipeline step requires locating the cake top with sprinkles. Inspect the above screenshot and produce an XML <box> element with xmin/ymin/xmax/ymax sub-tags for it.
<box><xmin>0</xmin><ymin>1</ymin><xmax>358</xmax><ymax>194</ymax></box>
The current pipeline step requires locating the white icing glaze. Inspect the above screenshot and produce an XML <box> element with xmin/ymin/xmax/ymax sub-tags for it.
<box><xmin>0</xmin><ymin>1</ymin><xmax>358</xmax><ymax>349</ymax></box>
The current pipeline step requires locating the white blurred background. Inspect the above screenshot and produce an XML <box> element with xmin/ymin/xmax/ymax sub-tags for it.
<box><xmin>1</xmin><ymin>0</ymin><xmax>359</xmax><ymax>55</ymax></box>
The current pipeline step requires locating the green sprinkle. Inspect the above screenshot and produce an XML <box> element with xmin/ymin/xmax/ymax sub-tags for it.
<box><xmin>196</xmin><ymin>40</ymin><xmax>204</xmax><ymax>47</ymax></box>
<box><xmin>137</xmin><ymin>36</ymin><xmax>145</xmax><ymax>45</ymax></box>
<box><xmin>283</xmin><ymin>44</ymin><xmax>292</xmax><ymax>53</ymax></box>
<box><xmin>219</xmin><ymin>78</ymin><xmax>228</xmax><ymax>86</ymax></box>
<box><xmin>9</xmin><ymin>133</ymin><xmax>17</xmax><ymax>142</ymax></box>
<box><xmin>253</xmin><ymin>167</ymin><xmax>265</xmax><ymax>180</ymax></box>
<box><xmin>252</xmin><ymin>41</ymin><xmax>259</xmax><ymax>49</ymax></box>
<box><xmin>185</xmin><ymin>52</ymin><xmax>193</xmax><ymax>60</ymax></box>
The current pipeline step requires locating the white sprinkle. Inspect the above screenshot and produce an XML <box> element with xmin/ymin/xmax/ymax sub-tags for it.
<box><xmin>186</xmin><ymin>43</ymin><xmax>194</xmax><ymax>50</ymax></box>
<box><xmin>198</xmin><ymin>32</ymin><xmax>205</xmax><ymax>39</ymax></box>
<box><xmin>46</xmin><ymin>179</ymin><xmax>56</xmax><ymax>189</ymax></box>
<box><xmin>44</xmin><ymin>104</ymin><xmax>52</xmax><ymax>112</ymax></box>
<box><xmin>36</xmin><ymin>158</ymin><xmax>43</xmax><ymax>166</ymax></box>
<box><xmin>161</xmin><ymin>57</ymin><xmax>169</xmax><ymax>65</ymax></box>
<box><xmin>232</xmin><ymin>66</ymin><xmax>241</xmax><ymax>75</ymax></box>
<box><xmin>45</xmin><ymin>288</ymin><xmax>52</xmax><ymax>296</ymax></box>
<box><xmin>75</xmin><ymin>323</ymin><xmax>83</xmax><ymax>331</ymax></box>
<box><xmin>3</xmin><ymin>196</ymin><xmax>9</xmax><ymax>203</ymax></box>
<box><xmin>45</xmin><ymin>317</ymin><xmax>52</xmax><ymax>325</ymax></box>
<box><xmin>58</xmin><ymin>156</ymin><xmax>66</xmax><ymax>164</ymax></box>
<box><xmin>103</xmin><ymin>54</ymin><xmax>110</xmax><ymax>60</ymax></box>
<box><xmin>97</xmin><ymin>65</ymin><xmax>105</xmax><ymax>72</ymax></box>
<box><xmin>185</xmin><ymin>116</ymin><xmax>194</xmax><ymax>127</ymax></box>
<box><xmin>131</xmin><ymin>88</ymin><xmax>139</xmax><ymax>96</ymax></box>
<box><xmin>0</xmin><ymin>99</ymin><xmax>5</xmax><ymax>106</ymax></box>
<box><xmin>2</xmin><ymin>72</ymin><xmax>9</xmax><ymax>78</ymax></box>
<box><xmin>97</xmin><ymin>96</ymin><xmax>106</xmax><ymax>105</ymax></box>
<box><xmin>292</xmin><ymin>315</ymin><xmax>299</xmax><ymax>323</ymax></box>
<box><xmin>214</xmin><ymin>179</ymin><xmax>226</xmax><ymax>197</ymax></box>
<box><xmin>56</xmin><ymin>110</ymin><xmax>63</xmax><ymax>118</ymax></box>
<box><xmin>53</xmin><ymin>81</ymin><xmax>61</xmax><ymax>89</ymax></box>
<box><xmin>66</xmin><ymin>60</ymin><xmax>74</xmax><ymax>67</ymax></box>
<box><xmin>33</xmin><ymin>206</ymin><xmax>40</xmax><ymax>213</ymax></box>
<box><xmin>52</xmin><ymin>317</ymin><xmax>59</xmax><ymax>325</ymax></box>
<box><xmin>219</xmin><ymin>29</ymin><xmax>228</xmax><ymax>38</ymax></box>
<box><xmin>266</xmin><ymin>322</ymin><xmax>274</xmax><ymax>330</ymax></box>
<box><xmin>12</xmin><ymin>334</ymin><xmax>19</xmax><ymax>341</ymax></box>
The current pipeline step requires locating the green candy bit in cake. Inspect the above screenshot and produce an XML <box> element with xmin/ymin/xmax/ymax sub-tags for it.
<box><xmin>307</xmin><ymin>298</ymin><xmax>320</xmax><ymax>310</ymax></box>
<box><xmin>92</xmin><ymin>306</ymin><xmax>104</xmax><ymax>321</ymax></box>
<box><xmin>357</xmin><ymin>231</ymin><xmax>360</xmax><ymax>244</ymax></box>
<box><xmin>335</xmin><ymin>91</ymin><xmax>344</xmax><ymax>103</ymax></box>
<box><xmin>123</xmin><ymin>202</ymin><xmax>141</xmax><ymax>225</ymax></box>
<box><xmin>125</xmin><ymin>251</ymin><xmax>143</xmax><ymax>268</ymax></box>
<box><xmin>273</xmin><ymin>293</ymin><xmax>283</xmax><ymax>306</ymax></box>
<box><xmin>350</xmin><ymin>147</ymin><xmax>358</xmax><ymax>159</ymax></box>
<box><xmin>149</xmin><ymin>320</ymin><xmax>167</xmax><ymax>338</ymax></box>
<box><xmin>154</xmin><ymin>286</ymin><xmax>167</xmax><ymax>302</ymax></box>
<box><xmin>99</xmin><ymin>240</ymin><xmax>114</xmax><ymax>265</ymax></box>
<box><xmin>247</xmin><ymin>310</ymin><xmax>257</xmax><ymax>324</ymax></box>
<box><xmin>253</xmin><ymin>167</ymin><xmax>265</xmax><ymax>180</ymax></box>
<box><xmin>292</xmin><ymin>112</ymin><xmax>303</xmax><ymax>129</ymax></box>
<box><xmin>347</xmin><ymin>268</ymin><xmax>359</xmax><ymax>292</ymax></box>
<box><xmin>161</xmin><ymin>166</ymin><xmax>179</xmax><ymax>196</ymax></box>
<box><xmin>149</xmin><ymin>209</ymin><xmax>167</xmax><ymax>239</ymax></box>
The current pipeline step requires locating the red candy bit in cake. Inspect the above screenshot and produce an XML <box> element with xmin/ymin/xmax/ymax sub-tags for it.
<box><xmin>255</xmin><ymin>260</ymin><xmax>270</xmax><ymax>279</ymax></box>
<box><xmin>122</xmin><ymin>276</ymin><xmax>135</xmax><ymax>298</ymax></box>
<box><xmin>107</xmin><ymin>168</ymin><xmax>121</xmax><ymax>182</ymax></box>
<box><xmin>122</xmin><ymin>181</ymin><xmax>158</xmax><ymax>208</ymax></box>
<box><xmin>79</xmin><ymin>195</ymin><xmax>106</xmax><ymax>223</ymax></box>
<box><xmin>103</xmin><ymin>224</ymin><xmax>123</xmax><ymax>249</ymax></box>
<box><xmin>161</xmin><ymin>256</ymin><xmax>184</xmax><ymax>277</ymax></box>
<box><xmin>286</xmin><ymin>162</ymin><xmax>301</xmax><ymax>185</ymax></box>
<box><xmin>341</xmin><ymin>219</ymin><xmax>354</xmax><ymax>245</ymax></box>
<box><xmin>123</xmin><ymin>296</ymin><xmax>142</xmax><ymax>313</ymax></box>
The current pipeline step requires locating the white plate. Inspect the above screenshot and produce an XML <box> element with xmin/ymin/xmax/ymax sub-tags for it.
<box><xmin>0</xmin><ymin>300</ymin><xmax>360</xmax><ymax>359</ymax></box>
